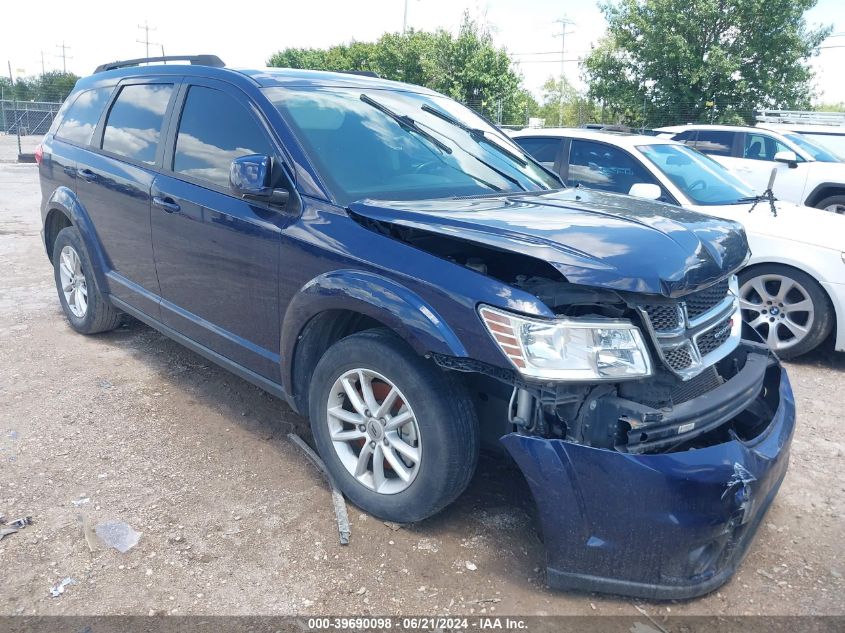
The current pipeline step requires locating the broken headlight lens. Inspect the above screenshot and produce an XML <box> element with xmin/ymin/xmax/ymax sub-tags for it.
<box><xmin>479</xmin><ymin>305</ymin><xmax>653</xmax><ymax>381</ymax></box>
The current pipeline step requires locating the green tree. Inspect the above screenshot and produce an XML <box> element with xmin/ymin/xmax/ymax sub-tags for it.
<box><xmin>533</xmin><ymin>77</ymin><xmax>601</xmax><ymax>127</ymax></box>
<box><xmin>267</xmin><ymin>12</ymin><xmax>528</xmax><ymax>125</ymax></box>
<box><xmin>0</xmin><ymin>71</ymin><xmax>79</xmax><ymax>102</ymax></box>
<box><xmin>583</xmin><ymin>0</ymin><xmax>832</xmax><ymax>126</ymax></box>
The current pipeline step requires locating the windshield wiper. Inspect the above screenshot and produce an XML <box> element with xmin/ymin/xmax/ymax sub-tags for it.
<box><xmin>421</xmin><ymin>104</ymin><xmax>528</xmax><ymax>166</ymax></box>
<box><xmin>421</xmin><ymin>104</ymin><xmax>565</xmax><ymax>187</ymax></box>
<box><xmin>360</xmin><ymin>94</ymin><xmax>452</xmax><ymax>155</ymax></box>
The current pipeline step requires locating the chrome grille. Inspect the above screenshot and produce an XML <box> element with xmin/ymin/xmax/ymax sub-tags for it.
<box><xmin>664</xmin><ymin>345</ymin><xmax>694</xmax><ymax>370</ymax></box>
<box><xmin>642</xmin><ymin>304</ymin><xmax>682</xmax><ymax>331</ymax></box>
<box><xmin>696</xmin><ymin>317</ymin><xmax>733</xmax><ymax>356</ymax></box>
<box><xmin>685</xmin><ymin>279</ymin><xmax>730</xmax><ymax>320</ymax></box>
<box><xmin>639</xmin><ymin>276</ymin><xmax>741</xmax><ymax>380</ymax></box>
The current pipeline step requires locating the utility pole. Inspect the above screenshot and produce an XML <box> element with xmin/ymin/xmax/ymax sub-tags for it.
<box><xmin>38</xmin><ymin>51</ymin><xmax>45</xmax><ymax>76</ymax></box>
<box><xmin>403</xmin><ymin>0</ymin><xmax>409</xmax><ymax>33</ymax></box>
<box><xmin>137</xmin><ymin>21</ymin><xmax>158</xmax><ymax>58</ymax></box>
<box><xmin>553</xmin><ymin>17</ymin><xmax>575</xmax><ymax>127</ymax></box>
<box><xmin>55</xmin><ymin>41</ymin><xmax>71</xmax><ymax>73</ymax></box>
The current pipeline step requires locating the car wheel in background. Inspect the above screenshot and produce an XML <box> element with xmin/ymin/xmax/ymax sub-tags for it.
<box><xmin>738</xmin><ymin>264</ymin><xmax>833</xmax><ymax>359</ymax></box>
<box><xmin>308</xmin><ymin>329</ymin><xmax>479</xmax><ymax>523</ymax></box>
<box><xmin>816</xmin><ymin>195</ymin><xmax>845</xmax><ymax>214</ymax></box>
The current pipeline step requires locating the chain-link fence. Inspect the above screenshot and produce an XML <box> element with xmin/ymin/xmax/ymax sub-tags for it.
<box><xmin>1</xmin><ymin>100</ymin><xmax>62</xmax><ymax>136</ymax></box>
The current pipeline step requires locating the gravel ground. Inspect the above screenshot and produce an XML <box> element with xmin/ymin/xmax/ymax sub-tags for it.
<box><xmin>1</xmin><ymin>163</ymin><xmax>843</xmax><ymax>617</ymax></box>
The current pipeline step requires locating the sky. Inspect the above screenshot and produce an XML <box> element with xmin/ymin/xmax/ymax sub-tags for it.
<box><xmin>2</xmin><ymin>0</ymin><xmax>844</xmax><ymax>104</ymax></box>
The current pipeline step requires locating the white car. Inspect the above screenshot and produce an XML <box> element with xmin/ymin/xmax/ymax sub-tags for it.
<box><xmin>656</xmin><ymin>124</ymin><xmax>845</xmax><ymax>214</ymax></box>
<box><xmin>511</xmin><ymin>128</ymin><xmax>845</xmax><ymax>358</ymax></box>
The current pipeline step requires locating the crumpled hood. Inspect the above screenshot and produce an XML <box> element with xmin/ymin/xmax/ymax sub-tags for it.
<box><xmin>350</xmin><ymin>188</ymin><xmax>749</xmax><ymax>297</ymax></box>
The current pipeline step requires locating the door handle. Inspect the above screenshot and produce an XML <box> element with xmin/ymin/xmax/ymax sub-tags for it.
<box><xmin>152</xmin><ymin>196</ymin><xmax>181</xmax><ymax>214</ymax></box>
<box><xmin>63</xmin><ymin>166</ymin><xmax>76</xmax><ymax>177</ymax></box>
<box><xmin>79</xmin><ymin>168</ymin><xmax>97</xmax><ymax>182</ymax></box>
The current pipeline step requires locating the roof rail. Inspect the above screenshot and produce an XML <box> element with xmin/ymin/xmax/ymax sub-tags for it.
<box><xmin>755</xmin><ymin>109</ymin><xmax>845</xmax><ymax>128</ymax></box>
<box><xmin>94</xmin><ymin>55</ymin><xmax>225</xmax><ymax>74</ymax></box>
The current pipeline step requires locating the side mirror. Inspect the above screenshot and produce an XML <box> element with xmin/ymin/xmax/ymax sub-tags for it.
<box><xmin>230</xmin><ymin>154</ymin><xmax>289</xmax><ymax>206</ymax></box>
<box><xmin>774</xmin><ymin>150</ymin><xmax>799</xmax><ymax>169</ymax></box>
<box><xmin>628</xmin><ymin>183</ymin><xmax>662</xmax><ymax>200</ymax></box>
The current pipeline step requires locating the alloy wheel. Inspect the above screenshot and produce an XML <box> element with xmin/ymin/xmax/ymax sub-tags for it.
<box><xmin>59</xmin><ymin>245</ymin><xmax>88</xmax><ymax>318</ymax></box>
<box><xmin>326</xmin><ymin>368</ymin><xmax>421</xmax><ymax>494</ymax></box>
<box><xmin>739</xmin><ymin>274</ymin><xmax>814</xmax><ymax>352</ymax></box>
<box><xmin>823</xmin><ymin>203</ymin><xmax>845</xmax><ymax>215</ymax></box>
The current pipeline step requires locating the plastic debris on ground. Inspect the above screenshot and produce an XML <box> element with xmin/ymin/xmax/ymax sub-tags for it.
<box><xmin>50</xmin><ymin>577</ymin><xmax>77</xmax><ymax>597</ymax></box>
<box><xmin>0</xmin><ymin>515</ymin><xmax>33</xmax><ymax>541</ymax></box>
<box><xmin>95</xmin><ymin>520</ymin><xmax>142</xmax><ymax>553</ymax></box>
<box><xmin>288</xmin><ymin>433</ymin><xmax>351</xmax><ymax>545</ymax></box>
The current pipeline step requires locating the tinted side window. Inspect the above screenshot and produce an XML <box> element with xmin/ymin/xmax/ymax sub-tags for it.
<box><xmin>743</xmin><ymin>133</ymin><xmax>793</xmax><ymax>161</ymax></box>
<box><xmin>102</xmin><ymin>84</ymin><xmax>174</xmax><ymax>165</ymax></box>
<box><xmin>567</xmin><ymin>139</ymin><xmax>659</xmax><ymax>193</ymax></box>
<box><xmin>173</xmin><ymin>86</ymin><xmax>273</xmax><ymax>188</ymax></box>
<box><xmin>514</xmin><ymin>137</ymin><xmax>561</xmax><ymax>169</ymax></box>
<box><xmin>688</xmin><ymin>130</ymin><xmax>735</xmax><ymax>156</ymax></box>
<box><xmin>55</xmin><ymin>87</ymin><xmax>114</xmax><ymax>145</ymax></box>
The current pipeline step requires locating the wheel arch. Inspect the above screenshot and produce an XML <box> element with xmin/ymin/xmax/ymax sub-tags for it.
<box><xmin>281</xmin><ymin>270</ymin><xmax>469</xmax><ymax>414</ymax></box>
<box><xmin>43</xmin><ymin>187</ymin><xmax>111</xmax><ymax>293</ymax></box>
<box><xmin>803</xmin><ymin>182</ymin><xmax>845</xmax><ymax>208</ymax></box>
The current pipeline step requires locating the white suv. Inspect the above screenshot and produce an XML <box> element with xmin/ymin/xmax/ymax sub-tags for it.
<box><xmin>657</xmin><ymin>124</ymin><xmax>845</xmax><ymax>214</ymax></box>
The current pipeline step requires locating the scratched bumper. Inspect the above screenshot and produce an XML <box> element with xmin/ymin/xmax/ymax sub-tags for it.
<box><xmin>501</xmin><ymin>358</ymin><xmax>795</xmax><ymax>600</ymax></box>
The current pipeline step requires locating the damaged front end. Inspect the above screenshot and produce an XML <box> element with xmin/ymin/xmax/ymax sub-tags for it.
<box><xmin>437</xmin><ymin>274</ymin><xmax>795</xmax><ymax>600</ymax></box>
<box><xmin>350</xmin><ymin>191</ymin><xmax>794</xmax><ymax>598</ymax></box>
<box><xmin>501</xmin><ymin>342</ymin><xmax>794</xmax><ymax>599</ymax></box>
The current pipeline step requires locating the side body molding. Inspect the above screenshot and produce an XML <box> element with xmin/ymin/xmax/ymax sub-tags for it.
<box><xmin>280</xmin><ymin>269</ymin><xmax>468</xmax><ymax>395</ymax></box>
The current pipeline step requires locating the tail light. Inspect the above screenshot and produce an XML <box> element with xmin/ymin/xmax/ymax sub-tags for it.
<box><xmin>34</xmin><ymin>144</ymin><xmax>43</xmax><ymax>165</ymax></box>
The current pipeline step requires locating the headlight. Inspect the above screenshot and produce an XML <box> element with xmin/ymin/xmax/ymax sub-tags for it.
<box><xmin>479</xmin><ymin>305</ymin><xmax>653</xmax><ymax>381</ymax></box>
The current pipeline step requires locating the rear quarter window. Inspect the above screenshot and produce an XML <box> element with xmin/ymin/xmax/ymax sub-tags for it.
<box><xmin>55</xmin><ymin>87</ymin><xmax>114</xmax><ymax>145</ymax></box>
<box><xmin>101</xmin><ymin>84</ymin><xmax>174</xmax><ymax>165</ymax></box>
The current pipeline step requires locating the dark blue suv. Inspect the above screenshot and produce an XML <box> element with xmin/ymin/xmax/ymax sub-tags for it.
<box><xmin>38</xmin><ymin>55</ymin><xmax>795</xmax><ymax>599</ymax></box>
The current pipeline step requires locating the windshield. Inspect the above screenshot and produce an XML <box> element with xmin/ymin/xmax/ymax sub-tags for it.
<box><xmin>263</xmin><ymin>87</ymin><xmax>559</xmax><ymax>205</ymax></box>
<box><xmin>783</xmin><ymin>132</ymin><xmax>843</xmax><ymax>162</ymax></box>
<box><xmin>637</xmin><ymin>143</ymin><xmax>756</xmax><ymax>205</ymax></box>
<box><xmin>800</xmin><ymin>132</ymin><xmax>845</xmax><ymax>159</ymax></box>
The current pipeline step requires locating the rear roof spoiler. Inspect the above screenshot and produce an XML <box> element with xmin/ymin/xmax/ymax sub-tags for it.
<box><xmin>94</xmin><ymin>55</ymin><xmax>225</xmax><ymax>74</ymax></box>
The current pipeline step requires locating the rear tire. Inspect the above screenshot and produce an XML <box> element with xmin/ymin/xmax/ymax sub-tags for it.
<box><xmin>308</xmin><ymin>329</ymin><xmax>479</xmax><ymax>523</ymax></box>
<box><xmin>738</xmin><ymin>264</ymin><xmax>833</xmax><ymax>359</ymax></box>
<box><xmin>53</xmin><ymin>227</ymin><xmax>122</xmax><ymax>334</ymax></box>
<box><xmin>815</xmin><ymin>194</ymin><xmax>845</xmax><ymax>215</ymax></box>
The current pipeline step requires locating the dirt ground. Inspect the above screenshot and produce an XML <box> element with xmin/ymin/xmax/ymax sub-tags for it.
<box><xmin>0</xmin><ymin>162</ymin><xmax>843</xmax><ymax>618</ymax></box>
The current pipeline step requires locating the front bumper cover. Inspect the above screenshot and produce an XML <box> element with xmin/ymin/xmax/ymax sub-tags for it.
<box><xmin>501</xmin><ymin>353</ymin><xmax>795</xmax><ymax>600</ymax></box>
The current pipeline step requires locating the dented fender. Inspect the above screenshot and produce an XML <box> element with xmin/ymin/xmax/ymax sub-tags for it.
<box><xmin>502</xmin><ymin>364</ymin><xmax>796</xmax><ymax>600</ymax></box>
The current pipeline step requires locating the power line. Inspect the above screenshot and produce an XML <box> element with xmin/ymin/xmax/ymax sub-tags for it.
<box><xmin>137</xmin><ymin>21</ymin><xmax>158</xmax><ymax>58</ymax></box>
<box><xmin>55</xmin><ymin>41</ymin><xmax>72</xmax><ymax>73</ymax></box>
<box><xmin>553</xmin><ymin>17</ymin><xmax>576</xmax><ymax>127</ymax></box>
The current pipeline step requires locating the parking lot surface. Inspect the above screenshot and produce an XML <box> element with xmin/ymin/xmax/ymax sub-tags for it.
<box><xmin>1</xmin><ymin>162</ymin><xmax>843</xmax><ymax>616</ymax></box>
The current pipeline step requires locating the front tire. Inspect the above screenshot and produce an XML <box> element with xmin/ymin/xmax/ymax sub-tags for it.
<box><xmin>308</xmin><ymin>329</ymin><xmax>479</xmax><ymax>523</ymax></box>
<box><xmin>738</xmin><ymin>264</ymin><xmax>833</xmax><ymax>359</ymax></box>
<box><xmin>52</xmin><ymin>227</ymin><xmax>122</xmax><ymax>334</ymax></box>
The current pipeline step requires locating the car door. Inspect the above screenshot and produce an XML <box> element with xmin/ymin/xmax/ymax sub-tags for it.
<box><xmin>151</xmin><ymin>79</ymin><xmax>288</xmax><ymax>381</ymax></box>
<box><xmin>75</xmin><ymin>79</ymin><xmax>179</xmax><ymax>317</ymax></box>
<box><xmin>563</xmin><ymin>138</ymin><xmax>673</xmax><ymax>201</ymax></box>
<box><xmin>738</xmin><ymin>131</ymin><xmax>810</xmax><ymax>203</ymax></box>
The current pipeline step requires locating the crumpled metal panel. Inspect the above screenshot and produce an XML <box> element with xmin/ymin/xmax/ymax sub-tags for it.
<box><xmin>501</xmin><ymin>365</ymin><xmax>795</xmax><ymax>600</ymax></box>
